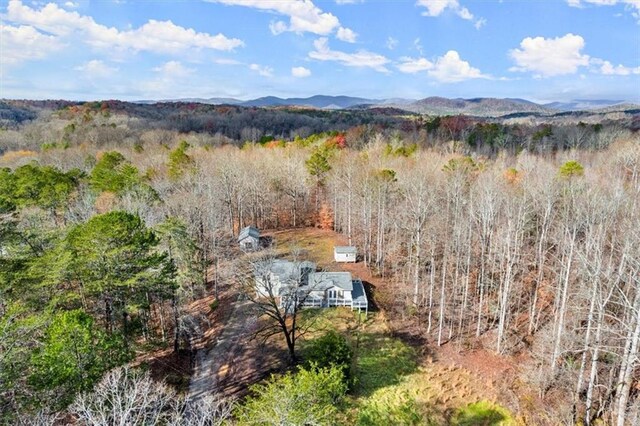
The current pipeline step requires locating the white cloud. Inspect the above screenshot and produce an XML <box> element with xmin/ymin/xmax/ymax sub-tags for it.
<box><xmin>413</xmin><ymin>37</ymin><xmax>424</xmax><ymax>55</ymax></box>
<box><xmin>308</xmin><ymin>37</ymin><xmax>390</xmax><ymax>72</ymax></box>
<box><xmin>63</xmin><ymin>1</ymin><xmax>79</xmax><ymax>8</ymax></box>
<box><xmin>214</xmin><ymin>58</ymin><xmax>242</xmax><ymax>65</ymax></box>
<box><xmin>509</xmin><ymin>33</ymin><xmax>591</xmax><ymax>77</ymax></box>
<box><xmin>5</xmin><ymin>0</ymin><xmax>244</xmax><ymax>55</ymax></box>
<box><xmin>153</xmin><ymin>61</ymin><xmax>194</xmax><ymax>77</ymax></box>
<box><xmin>74</xmin><ymin>59</ymin><xmax>118</xmax><ymax>77</ymax></box>
<box><xmin>0</xmin><ymin>24</ymin><xmax>63</xmax><ymax>67</ymax></box>
<box><xmin>397</xmin><ymin>56</ymin><xmax>434</xmax><ymax>73</ymax></box>
<box><xmin>249</xmin><ymin>63</ymin><xmax>274</xmax><ymax>77</ymax></box>
<box><xmin>568</xmin><ymin>0</ymin><xmax>637</xmax><ymax>7</ymax></box>
<box><xmin>141</xmin><ymin>61</ymin><xmax>196</xmax><ymax>95</ymax></box>
<box><xmin>335</xmin><ymin>0</ymin><xmax>363</xmax><ymax>4</ymax></box>
<box><xmin>397</xmin><ymin>51</ymin><xmax>489</xmax><ymax>82</ymax></box>
<box><xmin>336</xmin><ymin>26</ymin><xmax>357</xmax><ymax>43</ymax></box>
<box><xmin>427</xmin><ymin>50</ymin><xmax>488</xmax><ymax>82</ymax></box>
<box><xmin>208</xmin><ymin>0</ymin><xmax>341</xmax><ymax>36</ymax></box>
<box><xmin>269</xmin><ymin>20</ymin><xmax>288</xmax><ymax>35</ymax></box>
<box><xmin>568</xmin><ymin>0</ymin><xmax>640</xmax><ymax>21</ymax></box>
<box><xmin>291</xmin><ymin>66</ymin><xmax>311</xmax><ymax>77</ymax></box>
<box><xmin>591</xmin><ymin>58</ymin><xmax>640</xmax><ymax>75</ymax></box>
<box><xmin>416</xmin><ymin>0</ymin><xmax>485</xmax><ymax>27</ymax></box>
<box><xmin>386</xmin><ymin>37</ymin><xmax>398</xmax><ymax>50</ymax></box>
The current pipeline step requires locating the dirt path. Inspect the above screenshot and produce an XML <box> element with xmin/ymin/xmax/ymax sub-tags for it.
<box><xmin>187</xmin><ymin>296</ymin><xmax>257</xmax><ymax>402</ymax></box>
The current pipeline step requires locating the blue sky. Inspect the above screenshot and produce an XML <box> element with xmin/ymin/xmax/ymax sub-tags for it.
<box><xmin>1</xmin><ymin>0</ymin><xmax>639</xmax><ymax>102</ymax></box>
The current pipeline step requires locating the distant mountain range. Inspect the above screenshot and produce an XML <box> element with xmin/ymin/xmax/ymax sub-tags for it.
<box><xmin>239</xmin><ymin>95</ymin><xmax>382</xmax><ymax>109</ymax></box>
<box><xmin>387</xmin><ymin>97</ymin><xmax>552</xmax><ymax>116</ymax></box>
<box><xmin>543</xmin><ymin>99</ymin><xmax>628</xmax><ymax>111</ymax></box>
<box><xmin>134</xmin><ymin>95</ymin><xmax>638</xmax><ymax>117</ymax></box>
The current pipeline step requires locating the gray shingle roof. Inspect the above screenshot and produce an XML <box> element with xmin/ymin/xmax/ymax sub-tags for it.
<box><xmin>334</xmin><ymin>246</ymin><xmax>357</xmax><ymax>254</ymax></box>
<box><xmin>351</xmin><ymin>279</ymin><xmax>367</xmax><ymax>305</ymax></box>
<box><xmin>254</xmin><ymin>259</ymin><xmax>316</xmax><ymax>285</ymax></box>
<box><xmin>308</xmin><ymin>271</ymin><xmax>354</xmax><ymax>291</ymax></box>
<box><xmin>238</xmin><ymin>226</ymin><xmax>260</xmax><ymax>242</ymax></box>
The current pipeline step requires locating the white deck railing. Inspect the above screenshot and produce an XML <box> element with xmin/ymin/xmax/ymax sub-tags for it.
<box><xmin>284</xmin><ymin>294</ymin><xmax>367</xmax><ymax>313</ymax></box>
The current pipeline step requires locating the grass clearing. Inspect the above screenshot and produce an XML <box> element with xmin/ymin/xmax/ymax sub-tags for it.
<box><xmin>354</xmin><ymin>331</ymin><xmax>418</xmax><ymax>396</ymax></box>
<box><xmin>452</xmin><ymin>400</ymin><xmax>515</xmax><ymax>425</ymax></box>
<box><xmin>299</xmin><ymin>308</ymin><xmax>517</xmax><ymax>425</ymax></box>
<box><xmin>270</xmin><ymin>228</ymin><xmax>338</xmax><ymax>268</ymax></box>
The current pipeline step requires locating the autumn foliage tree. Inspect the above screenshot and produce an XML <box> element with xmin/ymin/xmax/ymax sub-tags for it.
<box><xmin>317</xmin><ymin>203</ymin><xmax>334</xmax><ymax>230</ymax></box>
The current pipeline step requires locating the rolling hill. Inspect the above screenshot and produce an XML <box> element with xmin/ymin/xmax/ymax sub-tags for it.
<box><xmin>238</xmin><ymin>95</ymin><xmax>380</xmax><ymax>109</ymax></box>
<box><xmin>381</xmin><ymin>97</ymin><xmax>554</xmax><ymax>117</ymax></box>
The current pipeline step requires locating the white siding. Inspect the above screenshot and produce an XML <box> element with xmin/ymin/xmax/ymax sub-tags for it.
<box><xmin>334</xmin><ymin>252</ymin><xmax>356</xmax><ymax>262</ymax></box>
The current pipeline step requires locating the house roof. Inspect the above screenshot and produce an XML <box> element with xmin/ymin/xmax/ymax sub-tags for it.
<box><xmin>255</xmin><ymin>259</ymin><xmax>316</xmax><ymax>286</ymax></box>
<box><xmin>351</xmin><ymin>279</ymin><xmax>367</xmax><ymax>305</ymax></box>
<box><xmin>308</xmin><ymin>271</ymin><xmax>354</xmax><ymax>292</ymax></box>
<box><xmin>239</xmin><ymin>226</ymin><xmax>260</xmax><ymax>242</ymax></box>
<box><xmin>334</xmin><ymin>246</ymin><xmax>357</xmax><ymax>254</ymax></box>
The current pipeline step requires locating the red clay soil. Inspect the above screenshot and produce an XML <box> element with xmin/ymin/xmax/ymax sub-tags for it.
<box><xmin>434</xmin><ymin>343</ymin><xmax>521</xmax><ymax>387</ymax></box>
<box><xmin>132</xmin><ymin>290</ymin><xmax>231</xmax><ymax>389</ymax></box>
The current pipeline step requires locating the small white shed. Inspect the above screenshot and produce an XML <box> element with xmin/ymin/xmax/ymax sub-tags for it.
<box><xmin>334</xmin><ymin>246</ymin><xmax>357</xmax><ymax>263</ymax></box>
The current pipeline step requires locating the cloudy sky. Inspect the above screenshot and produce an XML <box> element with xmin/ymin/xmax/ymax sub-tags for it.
<box><xmin>1</xmin><ymin>0</ymin><xmax>639</xmax><ymax>102</ymax></box>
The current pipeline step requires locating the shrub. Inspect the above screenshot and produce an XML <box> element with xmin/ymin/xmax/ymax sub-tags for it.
<box><xmin>304</xmin><ymin>331</ymin><xmax>353</xmax><ymax>385</ymax></box>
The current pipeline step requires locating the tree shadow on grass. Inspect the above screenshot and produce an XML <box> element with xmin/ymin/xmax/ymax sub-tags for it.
<box><xmin>352</xmin><ymin>331</ymin><xmax>420</xmax><ymax>398</ymax></box>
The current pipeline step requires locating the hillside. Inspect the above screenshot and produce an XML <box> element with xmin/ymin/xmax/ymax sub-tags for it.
<box><xmin>543</xmin><ymin>99</ymin><xmax>627</xmax><ymax>111</ymax></box>
<box><xmin>6</xmin><ymin>97</ymin><xmax>638</xmax><ymax>122</ymax></box>
<box><xmin>238</xmin><ymin>95</ymin><xmax>380</xmax><ymax>109</ymax></box>
<box><xmin>383</xmin><ymin>96</ymin><xmax>555</xmax><ymax>117</ymax></box>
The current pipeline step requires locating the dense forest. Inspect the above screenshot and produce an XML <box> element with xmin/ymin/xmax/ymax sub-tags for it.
<box><xmin>0</xmin><ymin>101</ymin><xmax>639</xmax><ymax>425</ymax></box>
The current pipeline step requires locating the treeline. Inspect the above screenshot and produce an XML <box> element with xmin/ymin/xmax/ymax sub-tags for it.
<box><xmin>326</xmin><ymin>143</ymin><xmax>640</xmax><ymax>425</ymax></box>
<box><xmin>0</xmin><ymin>113</ymin><xmax>638</xmax><ymax>423</ymax></box>
<box><xmin>0</xmin><ymin>99</ymin><xmax>636</xmax><ymax>156</ymax></box>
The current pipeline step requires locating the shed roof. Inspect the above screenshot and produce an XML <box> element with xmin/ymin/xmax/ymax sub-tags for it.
<box><xmin>239</xmin><ymin>226</ymin><xmax>260</xmax><ymax>242</ymax></box>
<box><xmin>334</xmin><ymin>246</ymin><xmax>357</xmax><ymax>254</ymax></box>
<box><xmin>308</xmin><ymin>271</ymin><xmax>354</xmax><ymax>291</ymax></box>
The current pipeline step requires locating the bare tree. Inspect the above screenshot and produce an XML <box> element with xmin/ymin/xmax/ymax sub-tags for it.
<box><xmin>70</xmin><ymin>367</ymin><xmax>232</xmax><ymax>426</ymax></box>
<box><xmin>237</xmin><ymin>252</ymin><xmax>319</xmax><ymax>364</ymax></box>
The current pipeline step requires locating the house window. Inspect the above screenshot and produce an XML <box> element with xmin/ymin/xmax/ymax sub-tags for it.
<box><xmin>328</xmin><ymin>289</ymin><xmax>336</xmax><ymax>299</ymax></box>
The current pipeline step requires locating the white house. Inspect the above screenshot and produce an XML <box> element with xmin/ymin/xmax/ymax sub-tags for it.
<box><xmin>334</xmin><ymin>246</ymin><xmax>357</xmax><ymax>263</ymax></box>
<box><xmin>253</xmin><ymin>260</ymin><xmax>368</xmax><ymax>313</ymax></box>
<box><xmin>238</xmin><ymin>226</ymin><xmax>260</xmax><ymax>251</ymax></box>
<box><xmin>254</xmin><ymin>259</ymin><xmax>315</xmax><ymax>298</ymax></box>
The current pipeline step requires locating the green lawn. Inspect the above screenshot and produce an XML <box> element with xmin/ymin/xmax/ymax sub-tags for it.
<box><xmin>452</xmin><ymin>401</ymin><xmax>514</xmax><ymax>426</ymax></box>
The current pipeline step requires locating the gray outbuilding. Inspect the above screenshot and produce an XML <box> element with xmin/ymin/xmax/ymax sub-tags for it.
<box><xmin>238</xmin><ymin>226</ymin><xmax>260</xmax><ymax>251</ymax></box>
